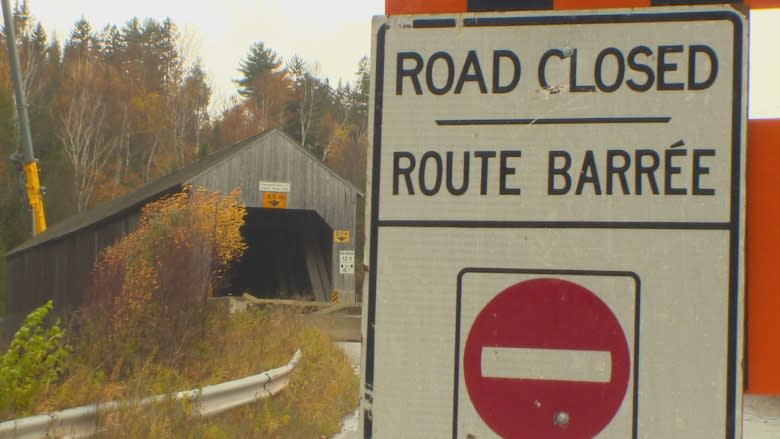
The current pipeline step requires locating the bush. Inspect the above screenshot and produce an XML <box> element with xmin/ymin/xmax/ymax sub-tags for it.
<box><xmin>24</xmin><ymin>305</ymin><xmax>358</xmax><ymax>438</ymax></box>
<box><xmin>90</xmin><ymin>306</ymin><xmax>359</xmax><ymax>439</ymax></box>
<box><xmin>83</xmin><ymin>185</ymin><xmax>247</xmax><ymax>378</ymax></box>
<box><xmin>0</xmin><ymin>300</ymin><xmax>68</xmax><ymax>417</ymax></box>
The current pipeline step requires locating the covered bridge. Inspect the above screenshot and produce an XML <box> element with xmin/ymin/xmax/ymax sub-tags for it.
<box><xmin>5</xmin><ymin>129</ymin><xmax>362</xmax><ymax>321</ymax></box>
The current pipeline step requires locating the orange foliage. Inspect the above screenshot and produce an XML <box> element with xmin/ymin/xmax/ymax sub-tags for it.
<box><xmin>324</xmin><ymin>122</ymin><xmax>368</xmax><ymax>189</ymax></box>
<box><xmin>218</xmin><ymin>71</ymin><xmax>294</xmax><ymax>146</ymax></box>
<box><xmin>218</xmin><ymin>102</ymin><xmax>262</xmax><ymax>147</ymax></box>
<box><xmin>88</xmin><ymin>186</ymin><xmax>247</xmax><ymax>359</ymax></box>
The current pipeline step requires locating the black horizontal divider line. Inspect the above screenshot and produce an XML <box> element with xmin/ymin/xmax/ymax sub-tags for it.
<box><xmin>436</xmin><ymin>116</ymin><xmax>672</xmax><ymax>126</ymax></box>
<box><xmin>377</xmin><ymin>220</ymin><xmax>732</xmax><ymax>230</ymax></box>
<box><xmin>413</xmin><ymin>19</ymin><xmax>457</xmax><ymax>28</ymax></box>
<box><xmin>468</xmin><ymin>0</ymin><xmax>554</xmax><ymax>11</ymax></box>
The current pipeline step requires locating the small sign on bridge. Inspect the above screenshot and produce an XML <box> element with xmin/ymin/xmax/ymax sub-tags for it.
<box><xmin>259</xmin><ymin>181</ymin><xmax>291</xmax><ymax>192</ymax></box>
<box><xmin>262</xmin><ymin>192</ymin><xmax>287</xmax><ymax>209</ymax></box>
<box><xmin>334</xmin><ymin>230</ymin><xmax>351</xmax><ymax>244</ymax></box>
<box><xmin>340</xmin><ymin>250</ymin><xmax>355</xmax><ymax>274</ymax></box>
<box><xmin>260</xmin><ymin>180</ymin><xmax>290</xmax><ymax>209</ymax></box>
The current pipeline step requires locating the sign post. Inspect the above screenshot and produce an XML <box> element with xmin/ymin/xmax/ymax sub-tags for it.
<box><xmin>365</xmin><ymin>5</ymin><xmax>746</xmax><ymax>438</ymax></box>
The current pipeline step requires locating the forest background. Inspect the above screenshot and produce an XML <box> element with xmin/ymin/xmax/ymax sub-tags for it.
<box><xmin>0</xmin><ymin>1</ymin><xmax>370</xmax><ymax>310</ymax></box>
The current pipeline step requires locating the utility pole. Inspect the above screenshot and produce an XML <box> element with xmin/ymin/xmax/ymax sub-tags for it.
<box><xmin>2</xmin><ymin>0</ymin><xmax>46</xmax><ymax>235</ymax></box>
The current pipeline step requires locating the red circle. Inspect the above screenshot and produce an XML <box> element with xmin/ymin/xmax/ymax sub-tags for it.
<box><xmin>463</xmin><ymin>278</ymin><xmax>630</xmax><ymax>439</ymax></box>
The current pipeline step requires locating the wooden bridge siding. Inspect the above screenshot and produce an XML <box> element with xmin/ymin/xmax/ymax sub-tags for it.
<box><xmin>190</xmin><ymin>133</ymin><xmax>358</xmax><ymax>302</ymax></box>
<box><xmin>330</xmin><ymin>191</ymin><xmax>358</xmax><ymax>302</ymax></box>
<box><xmin>5</xmin><ymin>211</ymin><xmax>140</xmax><ymax>321</ymax></box>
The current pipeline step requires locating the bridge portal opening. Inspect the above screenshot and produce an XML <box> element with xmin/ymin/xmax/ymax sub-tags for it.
<box><xmin>220</xmin><ymin>208</ymin><xmax>332</xmax><ymax>300</ymax></box>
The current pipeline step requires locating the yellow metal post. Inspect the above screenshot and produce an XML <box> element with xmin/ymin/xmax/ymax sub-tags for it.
<box><xmin>22</xmin><ymin>161</ymin><xmax>46</xmax><ymax>234</ymax></box>
<box><xmin>2</xmin><ymin>0</ymin><xmax>47</xmax><ymax>235</ymax></box>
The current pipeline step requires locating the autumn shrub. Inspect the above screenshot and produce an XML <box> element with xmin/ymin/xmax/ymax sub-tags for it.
<box><xmin>21</xmin><ymin>305</ymin><xmax>359</xmax><ymax>438</ymax></box>
<box><xmin>81</xmin><ymin>185</ymin><xmax>247</xmax><ymax>377</ymax></box>
<box><xmin>0</xmin><ymin>300</ymin><xmax>69</xmax><ymax>418</ymax></box>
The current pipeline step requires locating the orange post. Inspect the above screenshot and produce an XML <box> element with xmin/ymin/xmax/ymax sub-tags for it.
<box><xmin>746</xmin><ymin>118</ymin><xmax>780</xmax><ymax>394</ymax></box>
<box><xmin>745</xmin><ymin>0</ymin><xmax>780</xmax><ymax>8</ymax></box>
<box><xmin>386</xmin><ymin>0</ymin><xmax>466</xmax><ymax>15</ymax></box>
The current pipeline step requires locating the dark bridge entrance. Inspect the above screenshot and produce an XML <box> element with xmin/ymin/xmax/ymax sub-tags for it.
<box><xmin>225</xmin><ymin>208</ymin><xmax>332</xmax><ymax>300</ymax></box>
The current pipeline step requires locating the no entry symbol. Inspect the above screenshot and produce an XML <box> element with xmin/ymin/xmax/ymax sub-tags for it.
<box><xmin>463</xmin><ymin>278</ymin><xmax>631</xmax><ymax>438</ymax></box>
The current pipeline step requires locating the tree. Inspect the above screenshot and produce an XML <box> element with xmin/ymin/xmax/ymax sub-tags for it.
<box><xmin>287</xmin><ymin>55</ymin><xmax>320</xmax><ymax>148</ymax></box>
<box><xmin>231</xmin><ymin>41</ymin><xmax>292</xmax><ymax>132</ymax></box>
<box><xmin>215</xmin><ymin>97</ymin><xmax>260</xmax><ymax>146</ymax></box>
<box><xmin>9</xmin><ymin>1</ymin><xmax>46</xmax><ymax>105</ymax></box>
<box><xmin>64</xmin><ymin>16</ymin><xmax>92</xmax><ymax>62</ymax></box>
<box><xmin>168</xmin><ymin>60</ymin><xmax>211</xmax><ymax>168</ymax></box>
<box><xmin>235</xmin><ymin>41</ymin><xmax>282</xmax><ymax>98</ymax></box>
<box><xmin>352</xmin><ymin>56</ymin><xmax>370</xmax><ymax>140</ymax></box>
<box><xmin>58</xmin><ymin>58</ymin><xmax>115</xmax><ymax>211</ymax></box>
<box><xmin>323</xmin><ymin>57</ymin><xmax>370</xmax><ymax>189</ymax></box>
<box><xmin>323</xmin><ymin>120</ymin><xmax>366</xmax><ymax>188</ymax></box>
<box><xmin>52</xmin><ymin>14</ymin><xmax>212</xmax><ymax>205</ymax></box>
<box><xmin>0</xmin><ymin>5</ymin><xmax>216</xmax><ymax>245</ymax></box>
<box><xmin>95</xmin><ymin>24</ymin><xmax>123</xmax><ymax>66</ymax></box>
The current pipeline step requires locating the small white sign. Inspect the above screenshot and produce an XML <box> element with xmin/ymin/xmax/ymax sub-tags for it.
<box><xmin>259</xmin><ymin>181</ymin><xmax>291</xmax><ymax>193</ymax></box>
<box><xmin>339</xmin><ymin>250</ymin><xmax>355</xmax><ymax>274</ymax></box>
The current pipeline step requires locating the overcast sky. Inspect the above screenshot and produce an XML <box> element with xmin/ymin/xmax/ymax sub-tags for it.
<box><xmin>20</xmin><ymin>1</ymin><xmax>780</xmax><ymax>117</ymax></box>
<box><xmin>26</xmin><ymin>0</ymin><xmax>384</xmax><ymax>108</ymax></box>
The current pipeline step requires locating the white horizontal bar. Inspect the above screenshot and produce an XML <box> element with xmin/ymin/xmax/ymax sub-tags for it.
<box><xmin>481</xmin><ymin>347</ymin><xmax>612</xmax><ymax>383</ymax></box>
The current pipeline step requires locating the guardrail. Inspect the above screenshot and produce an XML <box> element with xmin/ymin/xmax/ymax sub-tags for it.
<box><xmin>0</xmin><ymin>349</ymin><xmax>302</xmax><ymax>439</ymax></box>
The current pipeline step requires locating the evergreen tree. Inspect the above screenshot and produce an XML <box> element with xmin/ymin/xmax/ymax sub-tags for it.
<box><xmin>30</xmin><ymin>23</ymin><xmax>46</xmax><ymax>55</ymax></box>
<box><xmin>13</xmin><ymin>0</ymin><xmax>32</xmax><ymax>38</ymax></box>
<box><xmin>95</xmin><ymin>25</ymin><xmax>122</xmax><ymax>66</ymax></box>
<box><xmin>235</xmin><ymin>41</ymin><xmax>282</xmax><ymax>98</ymax></box>
<box><xmin>65</xmin><ymin>16</ymin><xmax>92</xmax><ymax>61</ymax></box>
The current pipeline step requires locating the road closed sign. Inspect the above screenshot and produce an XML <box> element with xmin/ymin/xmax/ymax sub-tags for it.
<box><xmin>364</xmin><ymin>6</ymin><xmax>746</xmax><ymax>439</ymax></box>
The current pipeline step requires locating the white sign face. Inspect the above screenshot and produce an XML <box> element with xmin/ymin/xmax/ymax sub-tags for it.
<box><xmin>340</xmin><ymin>250</ymin><xmax>355</xmax><ymax>274</ymax></box>
<box><xmin>258</xmin><ymin>181</ymin><xmax>291</xmax><ymax>192</ymax></box>
<box><xmin>364</xmin><ymin>6</ymin><xmax>746</xmax><ymax>439</ymax></box>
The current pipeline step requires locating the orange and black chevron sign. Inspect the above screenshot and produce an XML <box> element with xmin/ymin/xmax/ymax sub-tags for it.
<box><xmin>386</xmin><ymin>0</ymin><xmax>778</xmax><ymax>14</ymax></box>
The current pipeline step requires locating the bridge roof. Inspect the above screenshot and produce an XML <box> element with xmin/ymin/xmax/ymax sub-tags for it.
<box><xmin>7</xmin><ymin>129</ymin><xmax>362</xmax><ymax>257</ymax></box>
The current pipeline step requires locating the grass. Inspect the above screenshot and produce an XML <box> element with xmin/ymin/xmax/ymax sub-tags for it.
<box><xmin>8</xmin><ymin>304</ymin><xmax>359</xmax><ymax>438</ymax></box>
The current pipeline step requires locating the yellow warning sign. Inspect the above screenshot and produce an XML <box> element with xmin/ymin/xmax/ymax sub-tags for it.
<box><xmin>263</xmin><ymin>192</ymin><xmax>287</xmax><ymax>209</ymax></box>
<box><xmin>331</xmin><ymin>290</ymin><xmax>339</xmax><ymax>302</ymax></box>
<box><xmin>334</xmin><ymin>230</ymin><xmax>350</xmax><ymax>244</ymax></box>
